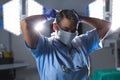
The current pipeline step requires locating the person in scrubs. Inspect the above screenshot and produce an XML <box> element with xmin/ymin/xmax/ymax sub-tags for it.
<box><xmin>20</xmin><ymin>9</ymin><xmax>111</xmax><ymax>80</ymax></box>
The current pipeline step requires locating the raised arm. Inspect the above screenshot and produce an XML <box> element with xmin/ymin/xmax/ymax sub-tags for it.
<box><xmin>20</xmin><ymin>15</ymin><xmax>47</xmax><ymax>49</ymax></box>
<box><xmin>20</xmin><ymin>8</ymin><xmax>57</xmax><ymax>49</ymax></box>
<box><xmin>81</xmin><ymin>16</ymin><xmax>111</xmax><ymax>39</ymax></box>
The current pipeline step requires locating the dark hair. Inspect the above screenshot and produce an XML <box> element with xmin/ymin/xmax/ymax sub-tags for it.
<box><xmin>56</xmin><ymin>9</ymin><xmax>78</xmax><ymax>25</ymax></box>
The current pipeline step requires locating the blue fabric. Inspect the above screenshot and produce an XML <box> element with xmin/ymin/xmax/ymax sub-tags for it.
<box><xmin>43</xmin><ymin>7</ymin><xmax>57</xmax><ymax>20</ymax></box>
<box><xmin>0</xmin><ymin>23</ymin><xmax>3</xmax><ymax>28</ymax></box>
<box><xmin>0</xmin><ymin>6</ymin><xmax>3</xmax><ymax>28</ymax></box>
<box><xmin>0</xmin><ymin>6</ymin><xmax>2</xmax><ymax>10</ymax></box>
<box><xmin>84</xmin><ymin>5</ymin><xmax>89</xmax><ymax>16</ymax></box>
<box><xmin>26</xmin><ymin>29</ymin><xmax>101</xmax><ymax>80</ymax></box>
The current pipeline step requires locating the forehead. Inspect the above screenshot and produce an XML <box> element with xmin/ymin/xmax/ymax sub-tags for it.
<box><xmin>59</xmin><ymin>18</ymin><xmax>77</xmax><ymax>28</ymax></box>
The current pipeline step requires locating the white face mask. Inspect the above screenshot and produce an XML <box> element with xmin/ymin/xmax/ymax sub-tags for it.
<box><xmin>57</xmin><ymin>28</ymin><xmax>77</xmax><ymax>45</ymax></box>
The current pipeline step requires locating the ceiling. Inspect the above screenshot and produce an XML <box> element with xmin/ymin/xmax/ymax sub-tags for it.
<box><xmin>36</xmin><ymin>0</ymin><xmax>95</xmax><ymax>14</ymax></box>
<box><xmin>0</xmin><ymin>0</ymin><xmax>95</xmax><ymax>14</ymax></box>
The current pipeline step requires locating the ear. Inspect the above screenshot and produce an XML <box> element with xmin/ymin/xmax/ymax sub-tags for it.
<box><xmin>53</xmin><ymin>23</ymin><xmax>58</xmax><ymax>31</ymax></box>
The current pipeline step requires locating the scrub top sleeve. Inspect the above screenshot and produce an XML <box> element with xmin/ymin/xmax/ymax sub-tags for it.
<box><xmin>81</xmin><ymin>29</ymin><xmax>101</xmax><ymax>54</ymax></box>
<box><xmin>25</xmin><ymin>35</ymin><xmax>46</xmax><ymax>58</ymax></box>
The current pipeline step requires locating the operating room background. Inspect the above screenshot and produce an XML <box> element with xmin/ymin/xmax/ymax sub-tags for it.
<box><xmin>0</xmin><ymin>0</ymin><xmax>120</xmax><ymax>80</ymax></box>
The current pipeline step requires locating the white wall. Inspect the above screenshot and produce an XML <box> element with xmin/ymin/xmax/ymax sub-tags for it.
<box><xmin>0</xmin><ymin>29</ymin><xmax>10</xmax><ymax>52</ymax></box>
<box><xmin>10</xmin><ymin>34</ymin><xmax>40</xmax><ymax>80</ymax></box>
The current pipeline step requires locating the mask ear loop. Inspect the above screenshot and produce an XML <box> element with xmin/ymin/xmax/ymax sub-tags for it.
<box><xmin>76</xmin><ymin>23</ymin><xmax>79</xmax><ymax>30</ymax></box>
<box><xmin>75</xmin><ymin>23</ymin><xmax>79</xmax><ymax>36</ymax></box>
<box><xmin>72</xmin><ymin>10</ymin><xmax>80</xmax><ymax>36</ymax></box>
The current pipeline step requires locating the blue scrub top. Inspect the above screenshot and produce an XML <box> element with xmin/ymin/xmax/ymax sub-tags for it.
<box><xmin>27</xmin><ymin>29</ymin><xmax>101</xmax><ymax>80</ymax></box>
